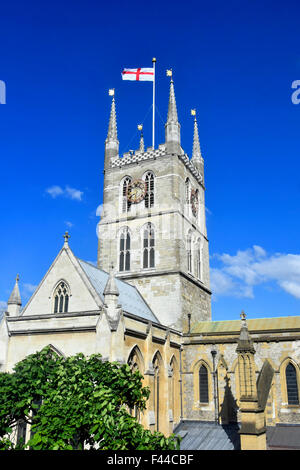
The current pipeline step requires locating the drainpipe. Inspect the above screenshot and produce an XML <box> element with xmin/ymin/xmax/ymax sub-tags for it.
<box><xmin>211</xmin><ymin>348</ymin><xmax>219</xmax><ymax>425</ymax></box>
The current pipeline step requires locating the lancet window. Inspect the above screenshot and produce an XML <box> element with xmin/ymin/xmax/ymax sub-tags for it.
<box><xmin>153</xmin><ymin>353</ymin><xmax>161</xmax><ymax>431</ymax></box>
<box><xmin>196</xmin><ymin>238</ymin><xmax>201</xmax><ymax>280</ymax></box>
<box><xmin>119</xmin><ymin>227</ymin><xmax>131</xmax><ymax>272</ymax></box>
<box><xmin>187</xmin><ymin>231</ymin><xmax>192</xmax><ymax>273</ymax></box>
<box><xmin>286</xmin><ymin>362</ymin><xmax>299</xmax><ymax>405</ymax></box>
<box><xmin>143</xmin><ymin>223</ymin><xmax>155</xmax><ymax>269</ymax></box>
<box><xmin>199</xmin><ymin>364</ymin><xmax>209</xmax><ymax>403</ymax></box>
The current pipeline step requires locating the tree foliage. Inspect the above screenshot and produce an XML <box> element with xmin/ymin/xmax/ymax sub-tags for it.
<box><xmin>0</xmin><ymin>346</ymin><xmax>180</xmax><ymax>450</ymax></box>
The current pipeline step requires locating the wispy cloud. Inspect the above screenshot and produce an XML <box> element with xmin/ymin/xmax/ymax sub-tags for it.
<box><xmin>46</xmin><ymin>185</ymin><xmax>83</xmax><ymax>201</ymax></box>
<box><xmin>65</xmin><ymin>221</ymin><xmax>74</xmax><ymax>228</ymax></box>
<box><xmin>0</xmin><ymin>300</ymin><xmax>7</xmax><ymax>312</ymax></box>
<box><xmin>211</xmin><ymin>245</ymin><xmax>300</xmax><ymax>300</ymax></box>
<box><xmin>23</xmin><ymin>283</ymin><xmax>38</xmax><ymax>295</ymax></box>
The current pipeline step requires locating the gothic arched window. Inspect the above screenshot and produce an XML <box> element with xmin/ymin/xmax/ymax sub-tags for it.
<box><xmin>143</xmin><ymin>223</ymin><xmax>155</xmax><ymax>269</ymax></box>
<box><xmin>119</xmin><ymin>227</ymin><xmax>131</xmax><ymax>272</ymax></box>
<box><xmin>122</xmin><ymin>177</ymin><xmax>132</xmax><ymax>213</ymax></box>
<box><xmin>199</xmin><ymin>364</ymin><xmax>209</xmax><ymax>403</ymax></box>
<box><xmin>53</xmin><ymin>281</ymin><xmax>69</xmax><ymax>314</ymax></box>
<box><xmin>144</xmin><ymin>171</ymin><xmax>155</xmax><ymax>208</ymax></box>
<box><xmin>187</xmin><ymin>231</ymin><xmax>192</xmax><ymax>273</ymax></box>
<box><xmin>128</xmin><ymin>347</ymin><xmax>143</xmax><ymax>420</ymax></box>
<box><xmin>286</xmin><ymin>362</ymin><xmax>299</xmax><ymax>405</ymax></box>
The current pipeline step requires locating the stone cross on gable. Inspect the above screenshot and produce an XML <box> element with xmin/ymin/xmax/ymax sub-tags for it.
<box><xmin>63</xmin><ymin>231</ymin><xmax>70</xmax><ymax>244</ymax></box>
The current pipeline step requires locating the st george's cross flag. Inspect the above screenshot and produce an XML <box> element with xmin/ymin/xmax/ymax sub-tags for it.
<box><xmin>121</xmin><ymin>68</ymin><xmax>154</xmax><ymax>81</ymax></box>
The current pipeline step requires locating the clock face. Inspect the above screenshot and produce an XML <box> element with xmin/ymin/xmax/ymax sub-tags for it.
<box><xmin>127</xmin><ymin>179</ymin><xmax>147</xmax><ymax>204</ymax></box>
<box><xmin>190</xmin><ymin>189</ymin><xmax>199</xmax><ymax>216</ymax></box>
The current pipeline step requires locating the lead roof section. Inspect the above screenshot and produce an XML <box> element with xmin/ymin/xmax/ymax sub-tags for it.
<box><xmin>190</xmin><ymin>316</ymin><xmax>300</xmax><ymax>335</ymax></box>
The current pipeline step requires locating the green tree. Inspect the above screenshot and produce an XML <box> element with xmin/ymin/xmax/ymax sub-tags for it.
<box><xmin>0</xmin><ymin>346</ymin><xmax>180</xmax><ymax>450</ymax></box>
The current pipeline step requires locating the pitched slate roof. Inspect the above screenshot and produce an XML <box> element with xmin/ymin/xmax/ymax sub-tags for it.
<box><xmin>77</xmin><ymin>259</ymin><xmax>159</xmax><ymax>324</ymax></box>
<box><xmin>175</xmin><ymin>421</ymin><xmax>240</xmax><ymax>450</ymax></box>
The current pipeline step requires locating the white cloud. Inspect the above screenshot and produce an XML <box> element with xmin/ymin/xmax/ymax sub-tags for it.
<box><xmin>65</xmin><ymin>186</ymin><xmax>83</xmax><ymax>201</ymax></box>
<box><xmin>65</xmin><ymin>221</ymin><xmax>74</xmax><ymax>228</ymax></box>
<box><xmin>46</xmin><ymin>185</ymin><xmax>83</xmax><ymax>201</ymax></box>
<box><xmin>279</xmin><ymin>281</ymin><xmax>300</xmax><ymax>299</ymax></box>
<box><xmin>0</xmin><ymin>300</ymin><xmax>7</xmax><ymax>312</ymax></box>
<box><xmin>46</xmin><ymin>185</ymin><xmax>64</xmax><ymax>198</ymax></box>
<box><xmin>210</xmin><ymin>268</ymin><xmax>254</xmax><ymax>299</ymax></box>
<box><xmin>253</xmin><ymin>245</ymin><xmax>267</xmax><ymax>258</ymax></box>
<box><xmin>23</xmin><ymin>283</ymin><xmax>38</xmax><ymax>294</ymax></box>
<box><xmin>211</xmin><ymin>245</ymin><xmax>300</xmax><ymax>300</ymax></box>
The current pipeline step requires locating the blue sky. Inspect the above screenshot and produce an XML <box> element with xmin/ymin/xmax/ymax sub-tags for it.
<box><xmin>1</xmin><ymin>0</ymin><xmax>300</xmax><ymax>322</ymax></box>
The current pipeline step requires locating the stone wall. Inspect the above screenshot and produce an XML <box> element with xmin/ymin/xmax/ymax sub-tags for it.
<box><xmin>182</xmin><ymin>335</ymin><xmax>300</xmax><ymax>426</ymax></box>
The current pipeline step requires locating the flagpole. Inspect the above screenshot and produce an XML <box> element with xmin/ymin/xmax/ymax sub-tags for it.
<box><xmin>152</xmin><ymin>57</ymin><xmax>156</xmax><ymax>149</ymax></box>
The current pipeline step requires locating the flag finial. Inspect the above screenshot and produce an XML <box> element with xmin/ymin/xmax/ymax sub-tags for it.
<box><xmin>108</xmin><ymin>88</ymin><xmax>115</xmax><ymax>96</ymax></box>
<box><xmin>138</xmin><ymin>124</ymin><xmax>144</xmax><ymax>152</ymax></box>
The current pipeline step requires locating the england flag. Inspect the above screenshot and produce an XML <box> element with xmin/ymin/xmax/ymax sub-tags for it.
<box><xmin>121</xmin><ymin>68</ymin><xmax>154</xmax><ymax>81</ymax></box>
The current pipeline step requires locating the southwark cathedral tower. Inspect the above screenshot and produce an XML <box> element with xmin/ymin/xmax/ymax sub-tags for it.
<box><xmin>97</xmin><ymin>78</ymin><xmax>211</xmax><ymax>333</ymax></box>
<box><xmin>1</xmin><ymin>75</ymin><xmax>300</xmax><ymax>450</ymax></box>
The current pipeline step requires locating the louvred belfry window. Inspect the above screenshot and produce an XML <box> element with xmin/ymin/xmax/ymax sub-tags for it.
<box><xmin>145</xmin><ymin>172</ymin><xmax>155</xmax><ymax>208</ymax></box>
<box><xmin>53</xmin><ymin>281</ymin><xmax>69</xmax><ymax>313</ymax></box>
<box><xmin>143</xmin><ymin>223</ymin><xmax>155</xmax><ymax>268</ymax></box>
<box><xmin>122</xmin><ymin>177</ymin><xmax>132</xmax><ymax>213</ymax></box>
<box><xmin>119</xmin><ymin>228</ymin><xmax>131</xmax><ymax>272</ymax></box>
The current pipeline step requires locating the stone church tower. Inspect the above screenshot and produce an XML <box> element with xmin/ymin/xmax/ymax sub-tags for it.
<box><xmin>97</xmin><ymin>78</ymin><xmax>211</xmax><ymax>332</ymax></box>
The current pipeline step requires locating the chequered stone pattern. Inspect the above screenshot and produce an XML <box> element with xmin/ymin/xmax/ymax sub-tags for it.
<box><xmin>111</xmin><ymin>146</ymin><xmax>203</xmax><ymax>186</ymax></box>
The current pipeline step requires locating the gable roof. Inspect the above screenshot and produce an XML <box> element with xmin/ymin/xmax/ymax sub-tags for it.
<box><xmin>77</xmin><ymin>259</ymin><xmax>159</xmax><ymax>324</ymax></box>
